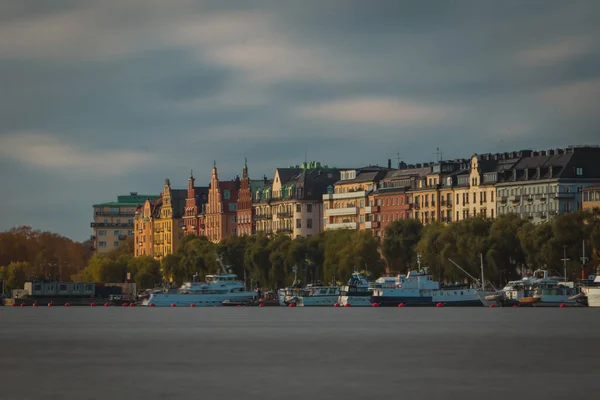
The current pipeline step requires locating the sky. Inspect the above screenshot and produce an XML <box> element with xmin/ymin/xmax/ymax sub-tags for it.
<box><xmin>0</xmin><ymin>0</ymin><xmax>599</xmax><ymax>242</ymax></box>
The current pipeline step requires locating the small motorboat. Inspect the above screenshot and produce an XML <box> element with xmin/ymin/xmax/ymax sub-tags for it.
<box><xmin>519</xmin><ymin>297</ymin><xmax>540</xmax><ymax>305</ymax></box>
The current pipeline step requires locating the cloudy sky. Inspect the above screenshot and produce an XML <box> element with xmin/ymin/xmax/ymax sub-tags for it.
<box><xmin>0</xmin><ymin>0</ymin><xmax>599</xmax><ymax>241</ymax></box>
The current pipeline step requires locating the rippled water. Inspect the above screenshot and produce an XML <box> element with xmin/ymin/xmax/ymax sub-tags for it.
<box><xmin>0</xmin><ymin>307</ymin><xmax>597</xmax><ymax>400</ymax></box>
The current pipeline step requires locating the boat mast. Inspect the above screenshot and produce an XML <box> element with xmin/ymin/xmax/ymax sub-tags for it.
<box><xmin>561</xmin><ymin>245</ymin><xmax>570</xmax><ymax>283</ymax></box>
<box><xmin>480</xmin><ymin>253</ymin><xmax>485</xmax><ymax>290</ymax></box>
<box><xmin>581</xmin><ymin>240</ymin><xmax>589</xmax><ymax>280</ymax></box>
<box><xmin>448</xmin><ymin>258</ymin><xmax>482</xmax><ymax>287</ymax></box>
<box><xmin>417</xmin><ymin>253</ymin><xmax>422</xmax><ymax>271</ymax></box>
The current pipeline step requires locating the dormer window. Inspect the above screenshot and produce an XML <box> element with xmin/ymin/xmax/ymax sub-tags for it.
<box><xmin>576</xmin><ymin>167</ymin><xmax>583</xmax><ymax>176</ymax></box>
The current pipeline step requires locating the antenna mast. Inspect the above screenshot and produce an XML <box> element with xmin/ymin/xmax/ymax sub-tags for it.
<box><xmin>561</xmin><ymin>245</ymin><xmax>570</xmax><ymax>282</ymax></box>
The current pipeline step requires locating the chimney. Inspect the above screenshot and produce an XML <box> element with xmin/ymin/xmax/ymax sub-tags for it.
<box><xmin>263</xmin><ymin>175</ymin><xmax>268</xmax><ymax>184</ymax></box>
<box><xmin>416</xmin><ymin>163</ymin><xmax>422</xmax><ymax>168</ymax></box>
<box><xmin>388</xmin><ymin>159</ymin><xmax>392</xmax><ymax>169</ymax></box>
<box><xmin>548</xmin><ymin>149</ymin><xmax>555</xmax><ymax>155</ymax></box>
<box><xmin>557</xmin><ymin>149</ymin><xmax>564</xmax><ymax>155</ymax></box>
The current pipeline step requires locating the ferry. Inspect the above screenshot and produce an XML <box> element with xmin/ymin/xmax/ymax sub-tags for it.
<box><xmin>338</xmin><ymin>271</ymin><xmax>372</xmax><ymax>307</ymax></box>
<box><xmin>142</xmin><ymin>258</ymin><xmax>256</xmax><ymax>307</ymax></box>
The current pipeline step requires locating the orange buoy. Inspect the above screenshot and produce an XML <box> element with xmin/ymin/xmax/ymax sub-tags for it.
<box><xmin>512</xmin><ymin>304</ymin><xmax>518</xmax><ymax>308</ymax></box>
<box><xmin>489</xmin><ymin>304</ymin><xmax>496</xmax><ymax>308</ymax></box>
<box><xmin>259</xmin><ymin>303</ymin><xmax>264</xmax><ymax>307</ymax></box>
<box><xmin>372</xmin><ymin>302</ymin><xmax>379</xmax><ymax>307</ymax></box>
<box><xmin>64</xmin><ymin>302</ymin><xmax>70</xmax><ymax>307</ymax></box>
<box><xmin>436</xmin><ymin>302</ymin><xmax>443</xmax><ymax>308</ymax></box>
<box><xmin>129</xmin><ymin>303</ymin><xmax>135</xmax><ymax>307</ymax></box>
<box><xmin>33</xmin><ymin>302</ymin><xmax>38</xmax><ymax>307</ymax></box>
<box><xmin>121</xmin><ymin>302</ymin><xmax>128</xmax><ymax>307</ymax></box>
<box><xmin>47</xmin><ymin>302</ymin><xmax>53</xmax><ymax>307</ymax></box>
<box><xmin>190</xmin><ymin>303</ymin><xmax>196</xmax><ymax>307</ymax></box>
<box><xmin>104</xmin><ymin>302</ymin><xmax>110</xmax><ymax>307</ymax></box>
<box><xmin>398</xmin><ymin>303</ymin><xmax>405</xmax><ymax>308</ymax></box>
<box><xmin>344</xmin><ymin>303</ymin><xmax>351</xmax><ymax>307</ymax></box>
<box><xmin>560</xmin><ymin>303</ymin><xmax>567</xmax><ymax>308</ymax></box>
<box><xmin>149</xmin><ymin>303</ymin><xmax>156</xmax><ymax>307</ymax></box>
<box><xmin>90</xmin><ymin>302</ymin><xmax>96</xmax><ymax>307</ymax></box>
<box><xmin>170</xmin><ymin>303</ymin><xmax>176</xmax><ymax>307</ymax></box>
<box><xmin>20</xmin><ymin>303</ymin><xmax>25</xmax><ymax>307</ymax></box>
<box><xmin>333</xmin><ymin>303</ymin><xmax>340</xmax><ymax>307</ymax></box>
<box><xmin>11</xmin><ymin>303</ymin><xmax>16</xmax><ymax>307</ymax></box>
<box><xmin>288</xmin><ymin>303</ymin><xmax>296</xmax><ymax>307</ymax></box>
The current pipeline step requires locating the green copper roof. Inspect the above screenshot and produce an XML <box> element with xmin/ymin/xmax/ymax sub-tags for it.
<box><xmin>93</xmin><ymin>194</ymin><xmax>159</xmax><ymax>207</ymax></box>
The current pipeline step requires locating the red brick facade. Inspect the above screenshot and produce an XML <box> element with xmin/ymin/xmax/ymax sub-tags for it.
<box><xmin>205</xmin><ymin>164</ymin><xmax>240</xmax><ymax>242</ymax></box>
<box><xmin>236</xmin><ymin>160</ymin><xmax>254</xmax><ymax>236</ymax></box>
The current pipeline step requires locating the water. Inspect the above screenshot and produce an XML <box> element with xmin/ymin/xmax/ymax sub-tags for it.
<box><xmin>0</xmin><ymin>307</ymin><xmax>597</xmax><ymax>400</ymax></box>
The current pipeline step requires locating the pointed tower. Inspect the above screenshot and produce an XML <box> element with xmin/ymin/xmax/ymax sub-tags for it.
<box><xmin>206</xmin><ymin>161</ymin><xmax>221</xmax><ymax>242</ymax></box>
<box><xmin>237</xmin><ymin>157</ymin><xmax>253</xmax><ymax>236</ymax></box>
<box><xmin>184</xmin><ymin>170</ymin><xmax>198</xmax><ymax>235</ymax></box>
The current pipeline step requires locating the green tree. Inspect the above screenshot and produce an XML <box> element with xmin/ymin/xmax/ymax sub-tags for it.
<box><xmin>382</xmin><ymin>219</ymin><xmax>423</xmax><ymax>273</ymax></box>
<box><xmin>128</xmin><ymin>256</ymin><xmax>161</xmax><ymax>289</ymax></box>
<box><xmin>1</xmin><ymin>261</ymin><xmax>31</xmax><ymax>291</ymax></box>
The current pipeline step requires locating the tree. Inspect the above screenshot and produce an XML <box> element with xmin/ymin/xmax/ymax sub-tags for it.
<box><xmin>1</xmin><ymin>261</ymin><xmax>31</xmax><ymax>291</ymax></box>
<box><xmin>382</xmin><ymin>219</ymin><xmax>423</xmax><ymax>273</ymax></box>
<box><xmin>415</xmin><ymin>222</ymin><xmax>446</xmax><ymax>279</ymax></box>
<box><xmin>128</xmin><ymin>256</ymin><xmax>161</xmax><ymax>289</ymax></box>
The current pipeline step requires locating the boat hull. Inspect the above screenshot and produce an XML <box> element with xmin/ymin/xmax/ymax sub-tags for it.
<box><xmin>339</xmin><ymin>295</ymin><xmax>372</xmax><ymax>307</ymax></box>
<box><xmin>583</xmin><ymin>287</ymin><xmax>600</xmax><ymax>307</ymax></box>
<box><xmin>298</xmin><ymin>295</ymin><xmax>339</xmax><ymax>307</ymax></box>
<box><xmin>144</xmin><ymin>292</ymin><xmax>256</xmax><ymax>307</ymax></box>
<box><xmin>370</xmin><ymin>296</ymin><xmax>485</xmax><ymax>307</ymax></box>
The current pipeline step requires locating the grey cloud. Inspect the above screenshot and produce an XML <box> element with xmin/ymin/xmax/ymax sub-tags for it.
<box><xmin>1</xmin><ymin>0</ymin><xmax>599</xmax><ymax>240</ymax></box>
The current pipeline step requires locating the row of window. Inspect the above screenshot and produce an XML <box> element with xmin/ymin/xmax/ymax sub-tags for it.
<box><xmin>583</xmin><ymin>191</ymin><xmax>600</xmax><ymax>202</ymax></box>
<box><xmin>98</xmin><ymin>241</ymin><xmax>120</xmax><ymax>248</ymax></box>
<box><xmin>98</xmin><ymin>230</ymin><xmax>134</xmax><ymax>237</ymax></box>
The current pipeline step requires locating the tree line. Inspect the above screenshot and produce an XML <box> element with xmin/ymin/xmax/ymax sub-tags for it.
<box><xmin>2</xmin><ymin>209</ymin><xmax>599</xmax><ymax>292</ymax></box>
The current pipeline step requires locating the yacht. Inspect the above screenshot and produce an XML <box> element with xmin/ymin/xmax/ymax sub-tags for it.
<box><xmin>279</xmin><ymin>283</ymin><xmax>340</xmax><ymax>306</ymax></box>
<box><xmin>370</xmin><ymin>254</ymin><xmax>496</xmax><ymax>307</ymax></box>
<box><xmin>338</xmin><ymin>271</ymin><xmax>372</xmax><ymax>307</ymax></box>
<box><xmin>142</xmin><ymin>258</ymin><xmax>256</xmax><ymax>307</ymax></box>
<box><xmin>494</xmin><ymin>270</ymin><xmax>583</xmax><ymax>307</ymax></box>
<box><xmin>581</xmin><ymin>273</ymin><xmax>600</xmax><ymax>307</ymax></box>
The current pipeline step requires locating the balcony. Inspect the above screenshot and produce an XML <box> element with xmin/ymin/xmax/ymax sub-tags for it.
<box><xmin>91</xmin><ymin>222</ymin><xmax>133</xmax><ymax>228</ymax></box>
<box><xmin>254</xmin><ymin>214</ymin><xmax>271</xmax><ymax>220</ymax></box>
<box><xmin>365</xmin><ymin>221</ymin><xmax>380</xmax><ymax>229</ymax></box>
<box><xmin>94</xmin><ymin>211</ymin><xmax>135</xmax><ymax>217</ymax></box>
<box><xmin>510</xmin><ymin>196</ymin><xmax>521</xmax><ymax>203</ymax></box>
<box><xmin>326</xmin><ymin>222</ymin><xmax>358</xmax><ymax>230</ymax></box>
<box><xmin>365</xmin><ymin>206</ymin><xmax>380</xmax><ymax>214</ymax></box>
<box><xmin>526</xmin><ymin>196</ymin><xmax>534</xmax><ymax>203</ymax></box>
<box><xmin>322</xmin><ymin>191</ymin><xmax>366</xmax><ymax>200</ymax></box>
<box><xmin>327</xmin><ymin>207</ymin><xmax>358</xmax><ymax>216</ymax></box>
<box><xmin>276</xmin><ymin>227</ymin><xmax>293</xmax><ymax>234</ymax></box>
<box><xmin>555</xmin><ymin>192</ymin><xmax>575</xmax><ymax>199</ymax></box>
<box><xmin>276</xmin><ymin>211</ymin><xmax>294</xmax><ymax>218</ymax></box>
<box><xmin>500</xmin><ymin>196</ymin><xmax>507</xmax><ymax>204</ymax></box>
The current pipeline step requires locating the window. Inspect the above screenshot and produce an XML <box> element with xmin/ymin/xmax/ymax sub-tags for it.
<box><xmin>228</xmin><ymin>203</ymin><xmax>237</xmax><ymax>211</ymax></box>
<box><xmin>307</xmin><ymin>219</ymin><xmax>313</xmax><ymax>229</ymax></box>
<box><xmin>296</xmin><ymin>219</ymin><xmax>302</xmax><ymax>228</ymax></box>
<box><xmin>114</xmin><ymin>241</ymin><xmax>120</xmax><ymax>247</ymax></box>
<box><xmin>114</xmin><ymin>230</ymin><xmax>120</xmax><ymax>236</ymax></box>
<box><xmin>360</xmin><ymin>215</ymin><xmax>365</xmax><ymax>223</ymax></box>
<box><xmin>296</xmin><ymin>204</ymin><xmax>302</xmax><ymax>212</ymax></box>
<box><xmin>307</xmin><ymin>204</ymin><xmax>313</xmax><ymax>212</ymax></box>
<box><xmin>99</xmin><ymin>230</ymin><xmax>106</xmax><ymax>236</ymax></box>
<box><xmin>576</xmin><ymin>168</ymin><xmax>583</xmax><ymax>176</ymax></box>
<box><xmin>128</xmin><ymin>231</ymin><xmax>134</xmax><ymax>236</ymax></box>
<box><xmin>224</xmin><ymin>189</ymin><xmax>231</xmax><ymax>199</ymax></box>
<box><xmin>232</xmin><ymin>228</ymin><xmax>236</xmax><ymax>235</ymax></box>
<box><xmin>231</xmin><ymin>215</ymin><xmax>236</xmax><ymax>223</ymax></box>
<box><xmin>359</xmin><ymin>200</ymin><xmax>364</xmax><ymax>208</ymax></box>
<box><xmin>109</xmin><ymin>207</ymin><xmax>119</xmax><ymax>213</ymax></box>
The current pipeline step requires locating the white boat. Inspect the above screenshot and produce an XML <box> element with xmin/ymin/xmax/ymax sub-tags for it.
<box><xmin>279</xmin><ymin>284</ymin><xmax>340</xmax><ymax>306</ymax></box>
<box><xmin>497</xmin><ymin>270</ymin><xmax>582</xmax><ymax>307</ymax></box>
<box><xmin>142</xmin><ymin>259</ymin><xmax>256</xmax><ymax>307</ymax></box>
<box><xmin>582</xmin><ymin>275</ymin><xmax>600</xmax><ymax>307</ymax></box>
<box><xmin>370</xmin><ymin>255</ymin><xmax>496</xmax><ymax>307</ymax></box>
<box><xmin>338</xmin><ymin>271</ymin><xmax>372</xmax><ymax>307</ymax></box>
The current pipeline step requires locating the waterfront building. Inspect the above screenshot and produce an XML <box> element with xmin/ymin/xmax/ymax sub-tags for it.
<box><xmin>236</xmin><ymin>160</ymin><xmax>264</xmax><ymax>236</ymax></box>
<box><xmin>152</xmin><ymin>179</ymin><xmax>186</xmax><ymax>259</ymax></box>
<box><xmin>367</xmin><ymin>163</ymin><xmax>430</xmax><ymax>237</ymax></box>
<box><xmin>496</xmin><ymin>146</ymin><xmax>600</xmax><ymax>223</ymax></box>
<box><xmin>182</xmin><ymin>172</ymin><xmax>209</xmax><ymax>236</ymax></box>
<box><xmin>92</xmin><ymin>193</ymin><xmax>158</xmax><ymax>254</ymax></box>
<box><xmin>583</xmin><ymin>185</ymin><xmax>600</xmax><ymax>211</ymax></box>
<box><xmin>254</xmin><ymin>179</ymin><xmax>274</xmax><ymax>235</ymax></box>
<box><xmin>134</xmin><ymin>196</ymin><xmax>161</xmax><ymax>257</ymax></box>
<box><xmin>205</xmin><ymin>163</ymin><xmax>240</xmax><ymax>242</ymax></box>
<box><xmin>254</xmin><ymin>162</ymin><xmax>340</xmax><ymax>237</ymax></box>
<box><xmin>324</xmin><ymin>166</ymin><xmax>390</xmax><ymax>231</ymax></box>
<box><xmin>453</xmin><ymin>153</ymin><xmax>521</xmax><ymax>222</ymax></box>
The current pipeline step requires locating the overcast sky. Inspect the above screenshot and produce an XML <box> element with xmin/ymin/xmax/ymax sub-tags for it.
<box><xmin>0</xmin><ymin>0</ymin><xmax>599</xmax><ymax>241</ymax></box>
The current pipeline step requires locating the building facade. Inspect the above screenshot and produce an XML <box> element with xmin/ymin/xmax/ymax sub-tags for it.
<box><xmin>254</xmin><ymin>162</ymin><xmax>340</xmax><ymax>238</ymax></box>
<box><xmin>323</xmin><ymin>166</ymin><xmax>390</xmax><ymax>231</ymax></box>
<box><xmin>92</xmin><ymin>193</ymin><xmax>158</xmax><ymax>254</ymax></box>
<box><xmin>152</xmin><ymin>179</ymin><xmax>186</xmax><ymax>259</ymax></box>
<box><xmin>583</xmin><ymin>185</ymin><xmax>600</xmax><ymax>211</ymax></box>
<box><xmin>205</xmin><ymin>164</ymin><xmax>240</xmax><ymax>242</ymax></box>
<box><xmin>182</xmin><ymin>173</ymin><xmax>209</xmax><ymax>236</ymax></box>
<box><xmin>236</xmin><ymin>160</ymin><xmax>258</xmax><ymax>237</ymax></box>
<box><xmin>496</xmin><ymin>147</ymin><xmax>600</xmax><ymax>223</ymax></box>
<box><xmin>134</xmin><ymin>196</ymin><xmax>161</xmax><ymax>257</ymax></box>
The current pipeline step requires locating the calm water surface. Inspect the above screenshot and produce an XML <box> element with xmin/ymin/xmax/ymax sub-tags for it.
<box><xmin>0</xmin><ymin>307</ymin><xmax>597</xmax><ymax>400</ymax></box>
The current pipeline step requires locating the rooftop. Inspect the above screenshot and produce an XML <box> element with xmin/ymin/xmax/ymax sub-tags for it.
<box><xmin>93</xmin><ymin>193</ymin><xmax>159</xmax><ymax>208</ymax></box>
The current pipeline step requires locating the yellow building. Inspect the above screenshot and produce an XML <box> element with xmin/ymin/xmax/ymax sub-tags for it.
<box><xmin>92</xmin><ymin>193</ymin><xmax>158</xmax><ymax>254</ymax></box>
<box><xmin>582</xmin><ymin>185</ymin><xmax>600</xmax><ymax>211</ymax></box>
<box><xmin>134</xmin><ymin>197</ymin><xmax>161</xmax><ymax>257</ymax></box>
<box><xmin>152</xmin><ymin>179</ymin><xmax>186</xmax><ymax>259</ymax></box>
<box><xmin>324</xmin><ymin>167</ymin><xmax>389</xmax><ymax>231</ymax></box>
